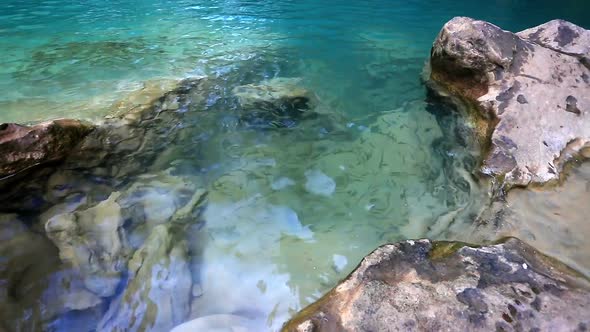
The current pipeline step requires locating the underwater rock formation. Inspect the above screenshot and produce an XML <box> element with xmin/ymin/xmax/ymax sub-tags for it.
<box><xmin>0</xmin><ymin>77</ymin><xmax>205</xmax><ymax>214</ymax></box>
<box><xmin>98</xmin><ymin>224</ymin><xmax>192</xmax><ymax>332</ymax></box>
<box><xmin>0</xmin><ymin>213</ymin><xmax>103</xmax><ymax>331</ymax></box>
<box><xmin>44</xmin><ymin>192</ymin><xmax>128</xmax><ymax>297</ymax></box>
<box><xmin>440</xmin><ymin>162</ymin><xmax>590</xmax><ymax>278</ymax></box>
<box><xmin>0</xmin><ymin>119</ymin><xmax>94</xmax><ymax>179</ymax></box>
<box><xmin>430</xmin><ymin>17</ymin><xmax>590</xmax><ymax>190</ymax></box>
<box><xmin>0</xmin><ymin>68</ymin><xmax>486</xmax><ymax>331</ymax></box>
<box><xmin>171</xmin><ymin>314</ymin><xmax>259</xmax><ymax>332</ymax></box>
<box><xmin>118</xmin><ymin>171</ymin><xmax>205</xmax><ymax>249</ymax></box>
<box><xmin>283</xmin><ymin>238</ymin><xmax>590</xmax><ymax>332</ymax></box>
<box><xmin>233</xmin><ymin>77</ymin><xmax>316</xmax><ymax>112</ymax></box>
<box><xmin>0</xmin><ymin>70</ymin><xmax>333</xmax><ymax>331</ymax></box>
<box><xmin>233</xmin><ymin>77</ymin><xmax>317</xmax><ymax>128</ymax></box>
<box><xmin>106</xmin><ymin>78</ymin><xmax>186</xmax><ymax>123</ymax></box>
<box><xmin>63</xmin><ymin>78</ymin><xmax>204</xmax><ymax>179</ymax></box>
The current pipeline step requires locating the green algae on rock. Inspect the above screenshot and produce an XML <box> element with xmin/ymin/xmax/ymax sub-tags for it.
<box><xmin>282</xmin><ymin>238</ymin><xmax>590</xmax><ymax>332</ymax></box>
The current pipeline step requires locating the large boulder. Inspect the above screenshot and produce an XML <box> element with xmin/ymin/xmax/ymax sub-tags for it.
<box><xmin>0</xmin><ymin>119</ymin><xmax>94</xmax><ymax>179</ymax></box>
<box><xmin>283</xmin><ymin>238</ymin><xmax>590</xmax><ymax>332</ymax></box>
<box><xmin>430</xmin><ymin>17</ymin><xmax>590</xmax><ymax>190</ymax></box>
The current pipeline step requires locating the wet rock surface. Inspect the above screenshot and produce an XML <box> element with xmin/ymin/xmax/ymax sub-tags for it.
<box><xmin>444</xmin><ymin>162</ymin><xmax>590</xmax><ymax>278</ymax></box>
<box><xmin>430</xmin><ymin>17</ymin><xmax>590</xmax><ymax>189</ymax></box>
<box><xmin>283</xmin><ymin>238</ymin><xmax>590</xmax><ymax>332</ymax></box>
<box><xmin>0</xmin><ymin>119</ymin><xmax>94</xmax><ymax>179</ymax></box>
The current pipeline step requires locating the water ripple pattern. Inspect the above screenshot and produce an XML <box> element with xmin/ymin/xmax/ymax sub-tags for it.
<box><xmin>1</xmin><ymin>1</ymin><xmax>590</xmax><ymax>332</ymax></box>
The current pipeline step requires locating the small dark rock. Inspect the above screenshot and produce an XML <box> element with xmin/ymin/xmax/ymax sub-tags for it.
<box><xmin>565</xmin><ymin>95</ymin><xmax>582</xmax><ymax>115</ymax></box>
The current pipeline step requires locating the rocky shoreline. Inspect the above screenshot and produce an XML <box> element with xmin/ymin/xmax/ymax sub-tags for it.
<box><xmin>283</xmin><ymin>238</ymin><xmax>590</xmax><ymax>331</ymax></box>
<box><xmin>282</xmin><ymin>17</ymin><xmax>590</xmax><ymax>332</ymax></box>
<box><xmin>0</xmin><ymin>17</ymin><xmax>589</xmax><ymax>332</ymax></box>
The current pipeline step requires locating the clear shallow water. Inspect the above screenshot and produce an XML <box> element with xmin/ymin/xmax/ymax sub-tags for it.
<box><xmin>1</xmin><ymin>0</ymin><xmax>590</xmax><ymax>331</ymax></box>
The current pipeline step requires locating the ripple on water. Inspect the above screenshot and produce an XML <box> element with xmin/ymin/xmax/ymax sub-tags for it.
<box><xmin>3</xmin><ymin>0</ymin><xmax>590</xmax><ymax>331</ymax></box>
<box><xmin>182</xmin><ymin>94</ymin><xmax>481</xmax><ymax>330</ymax></box>
<box><xmin>0</xmin><ymin>61</ymin><xmax>482</xmax><ymax>331</ymax></box>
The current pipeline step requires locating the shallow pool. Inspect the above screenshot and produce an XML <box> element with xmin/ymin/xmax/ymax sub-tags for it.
<box><xmin>1</xmin><ymin>0</ymin><xmax>589</xmax><ymax>331</ymax></box>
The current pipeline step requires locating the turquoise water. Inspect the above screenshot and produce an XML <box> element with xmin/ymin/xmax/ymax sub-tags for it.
<box><xmin>2</xmin><ymin>0</ymin><xmax>589</xmax><ymax>122</ymax></box>
<box><xmin>2</xmin><ymin>1</ymin><xmax>590</xmax><ymax>331</ymax></box>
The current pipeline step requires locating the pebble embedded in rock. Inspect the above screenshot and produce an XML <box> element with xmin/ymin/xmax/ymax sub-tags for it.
<box><xmin>517</xmin><ymin>94</ymin><xmax>528</xmax><ymax>104</ymax></box>
<box><xmin>566</xmin><ymin>95</ymin><xmax>582</xmax><ymax>115</ymax></box>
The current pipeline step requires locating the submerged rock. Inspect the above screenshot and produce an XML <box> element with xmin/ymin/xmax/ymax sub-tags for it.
<box><xmin>98</xmin><ymin>224</ymin><xmax>192</xmax><ymax>332</ymax></box>
<box><xmin>107</xmin><ymin>79</ymin><xmax>183</xmax><ymax>122</ymax></box>
<box><xmin>233</xmin><ymin>77</ymin><xmax>317</xmax><ymax>128</ymax></box>
<box><xmin>446</xmin><ymin>162</ymin><xmax>590</xmax><ymax>277</ymax></box>
<box><xmin>283</xmin><ymin>238</ymin><xmax>590</xmax><ymax>332</ymax></box>
<box><xmin>171</xmin><ymin>314</ymin><xmax>259</xmax><ymax>332</ymax></box>
<box><xmin>0</xmin><ymin>214</ymin><xmax>102</xmax><ymax>331</ymax></box>
<box><xmin>0</xmin><ymin>119</ymin><xmax>94</xmax><ymax>179</ymax></box>
<box><xmin>233</xmin><ymin>77</ymin><xmax>315</xmax><ymax>112</ymax></box>
<box><xmin>117</xmin><ymin>171</ymin><xmax>204</xmax><ymax>247</ymax></box>
<box><xmin>430</xmin><ymin>17</ymin><xmax>590</xmax><ymax>189</ymax></box>
<box><xmin>44</xmin><ymin>192</ymin><xmax>128</xmax><ymax>297</ymax></box>
<box><xmin>0</xmin><ymin>214</ymin><xmax>58</xmax><ymax>331</ymax></box>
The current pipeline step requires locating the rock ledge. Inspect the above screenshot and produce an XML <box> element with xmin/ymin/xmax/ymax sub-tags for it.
<box><xmin>0</xmin><ymin>119</ymin><xmax>94</xmax><ymax>179</ymax></box>
<box><xmin>283</xmin><ymin>238</ymin><xmax>590</xmax><ymax>332</ymax></box>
